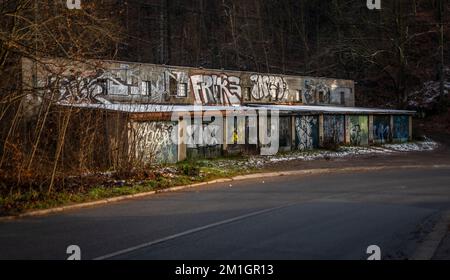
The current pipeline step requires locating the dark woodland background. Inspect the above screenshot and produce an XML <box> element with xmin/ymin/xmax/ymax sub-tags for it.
<box><xmin>108</xmin><ymin>0</ymin><xmax>449</xmax><ymax>109</ymax></box>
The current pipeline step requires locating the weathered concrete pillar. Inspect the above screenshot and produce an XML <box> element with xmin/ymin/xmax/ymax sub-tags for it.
<box><xmin>291</xmin><ymin>115</ymin><xmax>296</xmax><ymax>151</ymax></box>
<box><xmin>368</xmin><ymin>115</ymin><xmax>374</xmax><ymax>145</ymax></box>
<box><xmin>345</xmin><ymin>115</ymin><xmax>351</xmax><ymax>145</ymax></box>
<box><xmin>409</xmin><ymin>115</ymin><xmax>413</xmax><ymax>141</ymax></box>
<box><xmin>319</xmin><ymin>114</ymin><xmax>324</xmax><ymax>147</ymax></box>
<box><xmin>177</xmin><ymin>118</ymin><xmax>187</xmax><ymax>162</ymax></box>
<box><xmin>390</xmin><ymin>115</ymin><xmax>395</xmax><ymax>142</ymax></box>
<box><xmin>223</xmin><ymin>115</ymin><xmax>229</xmax><ymax>152</ymax></box>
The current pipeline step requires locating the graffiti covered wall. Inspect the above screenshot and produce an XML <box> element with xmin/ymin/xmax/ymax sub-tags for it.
<box><xmin>295</xmin><ymin>116</ymin><xmax>319</xmax><ymax>150</ymax></box>
<box><xmin>323</xmin><ymin>115</ymin><xmax>345</xmax><ymax>145</ymax></box>
<box><xmin>348</xmin><ymin>115</ymin><xmax>369</xmax><ymax>146</ymax></box>
<box><xmin>23</xmin><ymin>58</ymin><xmax>355</xmax><ymax>107</ymax></box>
<box><xmin>373</xmin><ymin>115</ymin><xmax>391</xmax><ymax>144</ymax></box>
<box><xmin>129</xmin><ymin>121</ymin><xmax>178</xmax><ymax>164</ymax></box>
<box><xmin>393</xmin><ymin>115</ymin><xmax>410</xmax><ymax>142</ymax></box>
<box><xmin>303</xmin><ymin>79</ymin><xmax>331</xmax><ymax>105</ymax></box>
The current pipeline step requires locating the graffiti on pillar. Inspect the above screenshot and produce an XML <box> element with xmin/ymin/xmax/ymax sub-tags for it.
<box><xmin>250</xmin><ymin>75</ymin><xmax>289</xmax><ymax>101</ymax></box>
<box><xmin>295</xmin><ymin>116</ymin><xmax>319</xmax><ymax>150</ymax></box>
<box><xmin>190</xmin><ymin>74</ymin><xmax>241</xmax><ymax>105</ymax></box>
<box><xmin>393</xmin><ymin>115</ymin><xmax>409</xmax><ymax>142</ymax></box>
<box><xmin>373</xmin><ymin>115</ymin><xmax>391</xmax><ymax>144</ymax></box>
<box><xmin>129</xmin><ymin>121</ymin><xmax>178</xmax><ymax>164</ymax></box>
<box><xmin>348</xmin><ymin>115</ymin><xmax>369</xmax><ymax>146</ymax></box>
<box><xmin>304</xmin><ymin>80</ymin><xmax>331</xmax><ymax>104</ymax></box>
<box><xmin>323</xmin><ymin>115</ymin><xmax>345</xmax><ymax>144</ymax></box>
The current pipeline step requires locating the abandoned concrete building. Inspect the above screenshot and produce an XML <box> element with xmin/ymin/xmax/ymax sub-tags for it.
<box><xmin>22</xmin><ymin>58</ymin><xmax>415</xmax><ymax>164</ymax></box>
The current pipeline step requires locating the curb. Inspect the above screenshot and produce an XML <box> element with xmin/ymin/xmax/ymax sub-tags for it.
<box><xmin>1</xmin><ymin>164</ymin><xmax>449</xmax><ymax>222</ymax></box>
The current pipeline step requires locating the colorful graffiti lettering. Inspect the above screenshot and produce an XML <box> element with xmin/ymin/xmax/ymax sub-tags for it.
<box><xmin>190</xmin><ymin>74</ymin><xmax>241</xmax><ymax>105</ymax></box>
<box><xmin>250</xmin><ymin>75</ymin><xmax>289</xmax><ymax>101</ymax></box>
<box><xmin>295</xmin><ymin>116</ymin><xmax>319</xmax><ymax>150</ymax></box>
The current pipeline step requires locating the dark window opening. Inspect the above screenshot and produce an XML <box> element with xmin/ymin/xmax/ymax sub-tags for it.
<box><xmin>169</xmin><ymin>76</ymin><xmax>177</xmax><ymax>96</ymax></box>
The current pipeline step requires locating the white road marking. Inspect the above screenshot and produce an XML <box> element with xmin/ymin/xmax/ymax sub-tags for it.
<box><xmin>93</xmin><ymin>204</ymin><xmax>293</xmax><ymax>260</ymax></box>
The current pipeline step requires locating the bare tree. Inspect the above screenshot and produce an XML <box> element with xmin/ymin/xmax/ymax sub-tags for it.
<box><xmin>0</xmin><ymin>0</ymin><xmax>122</xmax><ymax>193</ymax></box>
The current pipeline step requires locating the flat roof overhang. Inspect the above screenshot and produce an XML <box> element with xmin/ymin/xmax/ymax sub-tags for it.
<box><xmin>59</xmin><ymin>103</ymin><xmax>416</xmax><ymax>122</ymax></box>
<box><xmin>247</xmin><ymin>104</ymin><xmax>416</xmax><ymax>115</ymax></box>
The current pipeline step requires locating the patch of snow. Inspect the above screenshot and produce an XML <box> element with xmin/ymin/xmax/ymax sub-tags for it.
<box><xmin>408</xmin><ymin>67</ymin><xmax>450</xmax><ymax>110</ymax></box>
<box><xmin>200</xmin><ymin>139</ymin><xmax>438</xmax><ymax>170</ymax></box>
<box><xmin>384</xmin><ymin>139</ymin><xmax>438</xmax><ymax>152</ymax></box>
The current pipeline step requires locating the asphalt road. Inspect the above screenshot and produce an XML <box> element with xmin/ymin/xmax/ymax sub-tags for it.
<box><xmin>1</xmin><ymin>167</ymin><xmax>449</xmax><ymax>260</ymax></box>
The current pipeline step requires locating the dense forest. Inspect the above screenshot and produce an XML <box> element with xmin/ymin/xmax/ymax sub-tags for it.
<box><xmin>109</xmin><ymin>0</ymin><xmax>449</xmax><ymax>108</ymax></box>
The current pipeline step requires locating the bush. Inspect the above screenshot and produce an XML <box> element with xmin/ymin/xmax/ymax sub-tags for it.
<box><xmin>180</xmin><ymin>163</ymin><xmax>200</xmax><ymax>177</ymax></box>
<box><xmin>322</xmin><ymin>140</ymin><xmax>340</xmax><ymax>151</ymax></box>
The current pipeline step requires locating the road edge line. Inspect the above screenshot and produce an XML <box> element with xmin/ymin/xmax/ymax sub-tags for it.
<box><xmin>93</xmin><ymin>204</ymin><xmax>293</xmax><ymax>260</ymax></box>
<box><xmin>1</xmin><ymin>164</ymin><xmax>449</xmax><ymax>222</ymax></box>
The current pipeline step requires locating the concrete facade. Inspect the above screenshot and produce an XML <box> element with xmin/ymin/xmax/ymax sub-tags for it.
<box><xmin>21</xmin><ymin>58</ymin><xmax>415</xmax><ymax>164</ymax></box>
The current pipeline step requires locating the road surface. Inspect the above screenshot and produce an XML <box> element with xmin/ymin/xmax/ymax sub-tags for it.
<box><xmin>0</xmin><ymin>167</ymin><xmax>449</xmax><ymax>260</ymax></box>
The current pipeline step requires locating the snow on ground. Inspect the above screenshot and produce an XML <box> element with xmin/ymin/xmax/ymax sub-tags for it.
<box><xmin>408</xmin><ymin>67</ymin><xmax>450</xmax><ymax>111</ymax></box>
<box><xmin>80</xmin><ymin>139</ymin><xmax>439</xmax><ymax>182</ymax></box>
<box><xmin>200</xmin><ymin>139</ymin><xmax>439</xmax><ymax>170</ymax></box>
<box><xmin>383</xmin><ymin>138</ymin><xmax>438</xmax><ymax>152</ymax></box>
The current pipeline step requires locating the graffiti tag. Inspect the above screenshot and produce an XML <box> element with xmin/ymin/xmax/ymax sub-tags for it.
<box><xmin>304</xmin><ymin>80</ymin><xmax>331</xmax><ymax>104</ymax></box>
<box><xmin>48</xmin><ymin>72</ymin><xmax>106</xmax><ymax>104</ymax></box>
<box><xmin>190</xmin><ymin>75</ymin><xmax>241</xmax><ymax>105</ymax></box>
<box><xmin>250</xmin><ymin>75</ymin><xmax>289</xmax><ymax>101</ymax></box>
